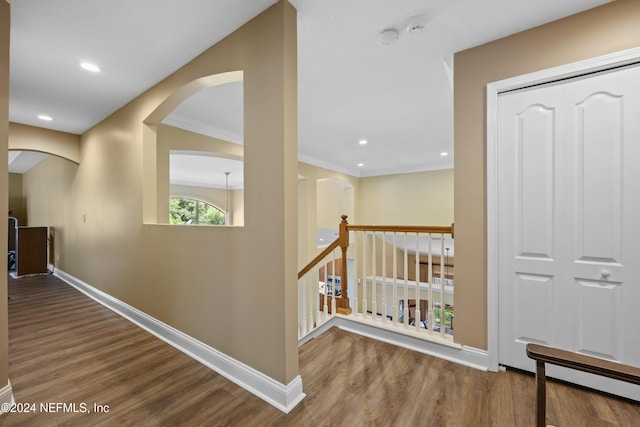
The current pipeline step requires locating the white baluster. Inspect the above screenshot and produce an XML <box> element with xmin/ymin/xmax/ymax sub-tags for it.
<box><xmin>352</xmin><ymin>230</ymin><xmax>359</xmax><ymax>316</ymax></box>
<box><xmin>427</xmin><ymin>234</ymin><xmax>434</xmax><ymax>334</ymax></box>
<box><xmin>331</xmin><ymin>250</ymin><xmax>337</xmax><ymax>316</ymax></box>
<box><xmin>381</xmin><ymin>231</ymin><xmax>387</xmax><ymax>323</ymax></box>
<box><xmin>439</xmin><ymin>235</ymin><xmax>446</xmax><ymax>338</ymax></box>
<box><xmin>403</xmin><ymin>232</ymin><xmax>409</xmax><ymax>327</ymax></box>
<box><xmin>362</xmin><ymin>231</ymin><xmax>368</xmax><ymax>319</ymax></box>
<box><xmin>372</xmin><ymin>232</ymin><xmax>377</xmax><ymax>321</ymax></box>
<box><xmin>392</xmin><ymin>232</ymin><xmax>398</xmax><ymax>326</ymax></box>
<box><xmin>323</xmin><ymin>261</ymin><xmax>329</xmax><ymax>318</ymax></box>
<box><xmin>312</xmin><ymin>268</ymin><xmax>320</xmax><ymax>329</ymax></box>
<box><xmin>304</xmin><ymin>277</ymin><xmax>309</xmax><ymax>334</ymax></box>
<box><xmin>299</xmin><ymin>278</ymin><xmax>305</xmax><ymax>337</ymax></box>
<box><xmin>415</xmin><ymin>232</ymin><xmax>421</xmax><ymax>331</ymax></box>
<box><xmin>362</xmin><ymin>294</ymin><xmax>368</xmax><ymax>319</ymax></box>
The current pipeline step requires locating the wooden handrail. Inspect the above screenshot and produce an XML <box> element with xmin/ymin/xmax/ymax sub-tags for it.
<box><xmin>526</xmin><ymin>343</ymin><xmax>640</xmax><ymax>427</ymax></box>
<box><xmin>298</xmin><ymin>238</ymin><xmax>340</xmax><ymax>279</ymax></box>
<box><xmin>346</xmin><ymin>224</ymin><xmax>453</xmax><ymax>234</ymax></box>
<box><xmin>527</xmin><ymin>344</ymin><xmax>640</xmax><ymax>384</ymax></box>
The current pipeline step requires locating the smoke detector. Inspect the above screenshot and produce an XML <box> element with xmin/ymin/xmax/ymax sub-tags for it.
<box><xmin>379</xmin><ymin>28</ymin><xmax>399</xmax><ymax>45</ymax></box>
<box><xmin>406</xmin><ymin>15</ymin><xmax>426</xmax><ymax>34</ymax></box>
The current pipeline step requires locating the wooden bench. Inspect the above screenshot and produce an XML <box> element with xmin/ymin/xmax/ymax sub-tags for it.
<box><xmin>526</xmin><ymin>343</ymin><xmax>640</xmax><ymax>427</ymax></box>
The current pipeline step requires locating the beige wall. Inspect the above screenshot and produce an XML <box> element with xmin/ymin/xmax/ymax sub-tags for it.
<box><xmin>9</xmin><ymin>122</ymin><xmax>80</xmax><ymax>164</ymax></box>
<box><xmin>0</xmin><ymin>0</ymin><xmax>9</xmax><ymax>393</ymax></box>
<box><xmin>10</xmin><ymin>154</ymin><xmax>78</xmax><ymax>228</ymax></box>
<box><xmin>21</xmin><ymin>155</ymin><xmax>78</xmax><ymax>267</ymax></box>
<box><xmin>18</xmin><ymin>1</ymin><xmax>298</xmax><ymax>386</ymax></box>
<box><xmin>8</xmin><ymin>173</ymin><xmax>25</xmax><ymax>224</ymax></box>
<box><xmin>453</xmin><ymin>0</ymin><xmax>640</xmax><ymax>349</ymax></box>
<box><xmin>316</xmin><ymin>178</ymin><xmax>354</xmax><ymax>230</ymax></box>
<box><xmin>358</xmin><ymin>169</ymin><xmax>453</xmax><ymax>226</ymax></box>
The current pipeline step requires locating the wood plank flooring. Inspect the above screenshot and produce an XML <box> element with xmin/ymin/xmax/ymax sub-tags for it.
<box><xmin>1</xmin><ymin>273</ymin><xmax>639</xmax><ymax>426</ymax></box>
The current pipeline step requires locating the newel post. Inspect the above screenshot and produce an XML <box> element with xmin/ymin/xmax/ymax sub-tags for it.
<box><xmin>337</xmin><ymin>215</ymin><xmax>352</xmax><ymax>314</ymax></box>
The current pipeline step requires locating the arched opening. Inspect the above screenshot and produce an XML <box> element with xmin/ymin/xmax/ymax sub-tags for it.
<box><xmin>7</xmin><ymin>149</ymin><xmax>79</xmax><ymax>271</ymax></box>
<box><xmin>142</xmin><ymin>71</ymin><xmax>244</xmax><ymax>225</ymax></box>
<box><xmin>8</xmin><ymin>149</ymin><xmax>79</xmax><ymax>226</ymax></box>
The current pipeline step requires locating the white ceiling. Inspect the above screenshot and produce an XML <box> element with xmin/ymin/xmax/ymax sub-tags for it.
<box><xmin>170</xmin><ymin>151</ymin><xmax>244</xmax><ymax>190</ymax></box>
<box><xmin>7</xmin><ymin>0</ymin><xmax>611</xmax><ymax>181</ymax></box>
<box><xmin>7</xmin><ymin>151</ymin><xmax>48</xmax><ymax>174</ymax></box>
<box><xmin>164</xmin><ymin>81</ymin><xmax>244</xmax><ymax>146</ymax></box>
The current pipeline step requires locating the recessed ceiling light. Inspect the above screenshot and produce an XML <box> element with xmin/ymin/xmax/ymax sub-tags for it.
<box><xmin>357</xmin><ymin>162</ymin><xmax>365</xmax><ymax>167</ymax></box>
<box><xmin>37</xmin><ymin>115</ymin><xmax>53</xmax><ymax>121</ymax></box>
<box><xmin>359</xmin><ymin>139</ymin><xmax>368</xmax><ymax>145</ymax></box>
<box><xmin>80</xmin><ymin>62</ymin><xmax>101</xmax><ymax>72</ymax></box>
<box><xmin>440</xmin><ymin>152</ymin><xmax>449</xmax><ymax>156</ymax></box>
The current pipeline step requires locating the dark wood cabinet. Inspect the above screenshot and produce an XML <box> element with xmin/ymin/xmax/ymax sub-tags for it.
<box><xmin>16</xmin><ymin>226</ymin><xmax>48</xmax><ymax>276</ymax></box>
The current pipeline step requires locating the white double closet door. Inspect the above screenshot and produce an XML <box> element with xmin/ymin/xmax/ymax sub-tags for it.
<box><xmin>498</xmin><ymin>64</ymin><xmax>640</xmax><ymax>400</ymax></box>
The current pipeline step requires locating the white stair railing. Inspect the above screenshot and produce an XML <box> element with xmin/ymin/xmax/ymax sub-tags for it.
<box><xmin>297</xmin><ymin>238</ymin><xmax>344</xmax><ymax>339</ymax></box>
<box><xmin>350</xmin><ymin>227</ymin><xmax>454</xmax><ymax>341</ymax></box>
<box><xmin>298</xmin><ymin>216</ymin><xmax>454</xmax><ymax>343</ymax></box>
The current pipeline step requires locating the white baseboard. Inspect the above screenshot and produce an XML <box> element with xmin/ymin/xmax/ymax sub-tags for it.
<box><xmin>0</xmin><ymin>380</ymin><xmax>14</xmax><ymax>413</ymax></box>
<box><xmin>53</xmin><ymin>269</ymin><xmax>305</xmax><ymax>413</ymax></box>
<box><xmin>305</xmin><ymin>315</ymin><xmax>490</xmax><ymax>371</ymax></box>
<box><xmin>298</xmin><ymin>314</ymin><xmax>339</xmax><ymax>345</ymax></box>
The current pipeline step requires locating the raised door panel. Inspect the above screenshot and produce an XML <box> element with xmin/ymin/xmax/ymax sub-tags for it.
<box><xmin>513</xmin><ymin>273</ymin><xmax>555</xmax><ymax>346</ymax></box>
<box><xmin>516</xmin><ymin>105</ymin><xmax>556</xmax><ymax>260</ymax></box>
<box><xmin>498</xmin><ymin>84</ymin><xmax>566</xmax><ymax>372</ymax></box>
<box><xmin>573</xmin><ymin>90</ymin><xmax>623</xmax><ymax>268</ymax></box>
<box><xmin>575</xmin><ymin>280</ymin><xmax>621</xmax><ymax>360</ymax></box>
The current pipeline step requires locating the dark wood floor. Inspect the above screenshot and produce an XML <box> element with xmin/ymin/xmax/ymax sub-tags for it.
<box><xmin>1</xmin><ymin>273</ymin><xmax>639</xmax><ymax>426</ymax></box>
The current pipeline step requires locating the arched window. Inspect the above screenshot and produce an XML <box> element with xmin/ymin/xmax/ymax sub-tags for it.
<box><xmin>169</xmin><ymin>197</ymin><xmax>225</xmax><ymax>225</ymax></box>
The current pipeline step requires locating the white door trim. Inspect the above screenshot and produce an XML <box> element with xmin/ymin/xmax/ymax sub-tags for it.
<box><xmin>486</xmin><ymin>47</ymin><xmax>640</xmax><ymax>372</ymax></box>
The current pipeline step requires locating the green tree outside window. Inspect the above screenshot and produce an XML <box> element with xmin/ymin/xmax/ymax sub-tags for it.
<box><xmin>170</xmin><ymin>198</ymin><xmax>225</xmax><ymax>225</ymax></box>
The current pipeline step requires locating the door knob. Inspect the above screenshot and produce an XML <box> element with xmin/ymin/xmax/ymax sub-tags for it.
<box><xmin>601</xmin><ymin>269</ymin><xmax>611</xmax><ymax>280</ymax></box>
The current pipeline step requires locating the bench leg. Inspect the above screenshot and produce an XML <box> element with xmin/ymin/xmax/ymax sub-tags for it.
<box><xmin>535</xmin><ymin>360</ymin><xmax>546</xmax><ymax>427</ymax></box>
